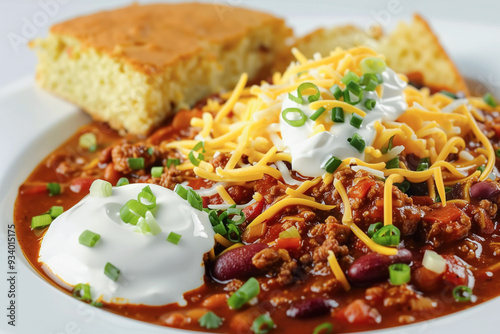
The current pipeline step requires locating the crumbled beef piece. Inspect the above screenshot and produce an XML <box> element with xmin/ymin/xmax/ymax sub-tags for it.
<box><xmin>252</xmin><ymin>248</ymin><xmax>281</xmax><ymax>270</ymax></box>
<box><xmin>421</xmin><ymin>205</ymin><xmax>471</xmax><ymax>247</ymax></box>
<box><xmin>111</xmin><ymin>143</ymin><xmax>159</xmax><ymax>173</ymax></box>
<box><xmin>209</xmin><ymin>153</ymin><xmax>231</xmax><ymax>169</ymax></box>
<box><xmin>156</xmin><ymin>167</ymin><xmax>183</xmax><ymax>190</ymax></box>
<box><xmin>224</xmin><ymin>279</ymin><xmax>243</xmax><ymax>292</ymax></box>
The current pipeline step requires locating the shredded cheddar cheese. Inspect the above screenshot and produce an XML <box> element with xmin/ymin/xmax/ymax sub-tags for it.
<box><xmin>328</xmin><ymin>250</ymin><xmax>351</xmax><ymax>291</ymax></box>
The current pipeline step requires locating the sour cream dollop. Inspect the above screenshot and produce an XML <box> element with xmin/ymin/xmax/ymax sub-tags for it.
<box><xmin>280</xmin><ymin>68</ymin><xmax>408</xmax><ymax>177</ymax></box>
<box><xmin>39</xmin><ymin>183</ymin><xmax>215</xmax><ymax>306</ymax></box>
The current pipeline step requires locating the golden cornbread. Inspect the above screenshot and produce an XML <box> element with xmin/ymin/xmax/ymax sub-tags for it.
<box><xmin>33</xmin><ymin>3</ymin><xmax>292</xmax><ymax>134</ymax></box>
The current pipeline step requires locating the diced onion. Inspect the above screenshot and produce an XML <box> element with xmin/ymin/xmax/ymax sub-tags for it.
<box><xmin>422</xmin><ymin>250</ymin><xmax>447</xmax><ymax>274</ymax></box>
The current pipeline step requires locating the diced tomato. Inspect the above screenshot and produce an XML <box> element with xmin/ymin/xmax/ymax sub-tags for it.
<box><xmin>336</xmin><ymin>299</ymin><xmax>381</xmax><ymax>325</ymax></box>
<box><xmin>202</xmin><ymin>196</ymin><xmax>209</xmax><ymax>208</ymax></box>
<box><xmin>348</xmin><ymin>179</ymin><xmax>376</xmax><ymax>199</ymax></box>
<box><xmin>275</xmin><ymin>237</ymin><xmax>301</xmax><ymax>250</ymax></box>
<box><xmin>442</xmin><ymin>255</ymin><xmax>473</xmax><ymax>287</ymax></box>
<box><xmin>70</xmin><ymin>177</ymin><xmax>96</xmax><ymax>194</ymax></box>
<box><xmin>423</xmin><ymin>205</ymin><xmax>462</xmax><ymax>224</ymax></box>
<box><xmin>242</xmin><ymin>200</ymin><xmax>264</xmax><ymax>223</ymax></box>
<box><xmin>493</xmin><ymin>124</ymin><xmax>500</xmax><ymax>138</ymax></box>
<box><xmin>103</xmin><ymin>163</ymin><xmax>122</xmax><ymax>185</ymax></box>
<box><xmin>19</xmin><ymin>184</ymin><xmax>48</xmax><ymax>195</ymax></box>
<box><xmin>242</xmin><ymin>222</ymin><xmax>267</xmax><ymax>243</ymax></box>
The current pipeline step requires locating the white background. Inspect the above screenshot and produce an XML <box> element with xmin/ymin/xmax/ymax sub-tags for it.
<box><xmin>1</xmin><ymin>1</ymin><xmax>500</xmax><ymax>334</ymax></box>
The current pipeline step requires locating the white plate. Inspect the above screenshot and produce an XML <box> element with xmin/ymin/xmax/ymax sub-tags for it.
<box><xmin>1</xmin><ymin>10</ymin><xmax>500</xmax><ymax>334</ymax></box>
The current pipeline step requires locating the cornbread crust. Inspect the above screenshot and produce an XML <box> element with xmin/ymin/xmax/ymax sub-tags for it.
<box><xmin>33</xmin><ymin>3</ymin><xmax>292</xmax><ymax>134</ymax></box>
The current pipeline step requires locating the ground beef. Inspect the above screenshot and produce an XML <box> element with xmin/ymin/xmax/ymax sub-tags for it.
<box><xmin>421</xmin><ymin>205</ymin><xmax>471</xmax><ymax>247</ymax></box>
<box><xmin>156</xmin><ymin>167</ymin><xmax>183</xmax><ymax>190</ymax></box>
<box><xmin>252</xmin><ymin>248</ymin><xmax>297</xmax><ymax>286</ymax></box>
<box><xmin>111</xmin><ymin>143</ymin><xmax>159</xmax><ymax>174</ymax></box>
<box><xmin>210</xmin><ymin>153</ymin><xmax>231</xmax><ymax>169</ymax></box>
<box><xmin>252</xmin><ymin>248</ymin><xmax>281</xmax><ymax>270</ymax></box>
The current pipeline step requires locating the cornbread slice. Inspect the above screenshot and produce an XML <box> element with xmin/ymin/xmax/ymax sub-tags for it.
<box><xmin>378</xmin><ymin>14</ymin><xmax>470</xmax><ymax>95</ymax></box>
<box><xmin>32</xmin><ymin>3</ymin><xmax>292</xmax><ymax>134</ymax></box>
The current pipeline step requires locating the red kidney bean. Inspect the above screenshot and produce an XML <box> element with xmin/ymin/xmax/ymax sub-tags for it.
<box><xmin>286</xmin><ymin>298</ymin><xmax>338</xmax><ymax>319</ymax></box>
<box><xmin>347</xmin><ymin>249</ymin><xmax>412</xmax><ymax>285</ymax></box>
<box><xmin>470</xmin><ymin>181</ymin><xmax>500</xmax><ymax>200</ymax></box>
<box><xmin>211</xmin><ymin>243</ymin><xmax>268</xmax><ymax>282</ymax></box>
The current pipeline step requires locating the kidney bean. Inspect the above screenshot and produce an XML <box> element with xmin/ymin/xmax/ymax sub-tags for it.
<box><xmin>347</xmin><ymin>249</ymin><xmax>412</xmax><ymax>285</ymax></box>
<box><xmin>286</xmin><ymin>298</ymin><xmax>338</xmax><ymax>319</ymax></box>
<box><xmin>470</xmin><ymin>181</ymin><xmax>500</xmax><ymax>200</ymax></box>
<box><xmin>211</xmin><ymin>243</ymin><xmax>268</xmax><ymax>282</ymax></box>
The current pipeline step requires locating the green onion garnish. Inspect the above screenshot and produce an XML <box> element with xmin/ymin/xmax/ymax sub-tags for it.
<box><xmin>251</xmin><ymin>314</ymin><xmax>274</xmax><ymax>334</ymax></box>
<box><xmin>477</xmin><ymin>165</ymin><xmax>486</xmax><ymax>174</ymax></box>
<box><xmin>147</xmin><ymin>147</ymin><xmax>154</xmax><ymax>155</ymax></box>
<box><xmin>367</xmin><ymin>222</ymin><xmax>383</xmax><ymax>238</ymax></box>
<box><xmin>388</xmin><ymin>263</ymin><xmax>411</xmax><ymax>285</ymax></box>
<box><xmin>79</xmin><ymin>133</ymin><xmax>97</xmax><ymax>152</ymax></box>
<box><xmin>385</xmin><ymin>157</ymin><xmax>400</xmax><ymax>169</ymax></box>
<box><xmin>174</xmin><ymin>184</ymin><xmax>188</xmax><ymax>199</ymax></box>
<box><xmin>31</xmin><ymin>214</ymin><xmax>52</xmax><ymax>229</ymax></box>
<box><xmin>282</xmin><ymin>108</ymin><xmax>307</xmax><ymax>127</ymax></box>
<box><xmin>198</xmin><ymin>311</ymin><xmax>223</xmax><ymax>329</ymax></box>
<box><xmin>227</xmin><ymin>224</ymin><xmax>241</xmax><ymax>243</ymax></box>
<box><xmin>89</xmin><ymin>179</ymin><xmax>112</xmax><ymax>197</ymax></box>
<box><xmin>341</xmin><ymin>71</ymin><xmax>360</xmax><ymax>85</ymax></box>
<box><xmin>395</xmin><ymin>180</ymin><xmax>410</xmax><ymax>193</ymax></box>
<box><xmin>116</xmin><ymin>177</ymin><xmax>129</xmax><ymax>186</ymax></box>
<box><xmin>313</xmin><ymin>322</ymin><xmax>333</xmax><ymax>334</ymax></box>
<box><xmin>90</xmin><ymin>300</ymin><xmax>103</xmax><ymax>308</ymax></box>
<box><xmin>483</xmin><ymin>92</ymin><xmax>497</xmax><ymax>107</ymax></box>
<box><xmin>78</xmin><ymin>230</ymin><xmax>101</xmax><ymax>247</ymax></box>
<box><xmin>167</xmin><ymin>232</ymin><xmax>182</xmax><ymax>244</ymax></box>
<box><xmin>73</xmin><ymin>283</ymin><xmax>92</xmax><ymax>302</ymax></box>
<box><xmin>360</xmin><ymin>57</ymin><xmax>387</xmax><ymax>74</ymax></box>
<box><xmin>416</xmin><ymin>157</ymin><xmax>430</xmax><ymax>171</ymax></box>
<box><xmin>350</xmin><ymin>114</ymin><xmax>363</xmax><ymax>129</ymax></box>
<box><xmin>343</xmin><ymin>88</ymin><xmax>362</xmax><ymax>105</ymax></box>
<box><xmin>137</xmin><ymin>185</ymin><xmax>156</xmax><ymax>209</ymax></box>
<box><xmin>371</xmin><ymin>225</ymin><xmax>400</xmax><ymax>246</ymax></box>
<box><xmin>47</xmin><ymin>182</ymin><xmax>61</xmax><ymax>196</ymax></box>
<box><xmin>364</xmin><ymin>99</ymin><xmax>376</xmax><ymax>110</ymax></box>
<box><xmin>189</xmin><ymin>142</ymin><xmax>206</xmax><ymax>166</ymax></box>
<box><xmin>212</xmin><ymin>222</ymin><xmax>227</xmax><ymax>235</ymax></box>
<box><xmin>227</xmin><ymin>277</ymin><xmax>260</xmax><ymax>309</ymax></box>
<box><xmin>137</xmin><ymin>211</ymin><xmax>162</xmax><ymax>235</ymax></box>
<box><xmin>294</xmin><ymin>82</ymin><xmax>321</xmax><ymax>104</ymax></box>
<box><xmin>167</xmin><ymin>158</ymin><xmax>181</xmax><ymax>168</ymax></box>
<box><xmin>310</xmin><ymin>107</ymin><xmax>326</xmax><ymax>121</ymax></box>
<box><xmin>187</xmin><ymin>189</ymin><xmax>203</xmax><ymax>210</ymax></box>
<box><xmin>48</xmin><ymin>206</ymin><xmax>63</xmax><ymax>218</ymax></box>
<box><xmin>127</xmin><ymin>157</ymin><xmax>145</xmax><ymax>170</ymax></box>
<box><xmin>362</xmin><ymin>79</ymin><xmax>379</xmax><ymax>92</ymax></box>
<box><xmin>332</xmin><ymin>107</ymin><xmax>344</xmax><ymax>123</ymax></box>
<box><xmin>151</xmin><ymin>166</ymin><xmax>164</xmax><ymax>178</ymax></box>
<box><xmin>453</xmin><ymin>285</ymin><xmax>473</xmax><ymax>302</ymax></box>
<box><xmin>440</xmin><ymin>90</ymin><xmax>457</xmax><ymax>99</ymax></box>
<box><xmin>104</xmin><ymin>262</ymin><xmax>120</xmax><ymax>281</ymax></box>
<box><xmin>120</xmin><ymin>199</ymin><xmax>148</xmax><ymax>225</ymax></box>
<box><xmin>329</xmin><ymin>84</ymin><xmax>343</xmax><ymax>100</ymax></box>
<box><xmin>347</xmin><ymin>133</ymin><xmax>366</xmax><ymax>153</ymax></box>
<box><xmin>288</xmin><ymin>92</ymin><xmax>302</xmax><ymax>104</ymax></box>
<box><xmin>380</xmin><ymin>135</ymin><xmax>395</xmax><ymax>154</ymax></box>
<box><xmin>496</xmin><ymin>148</ymin><xmax>500</xmax><ymax>158</ymax></box>
<box><xmin>323</xmin><ymin>156</ymin><xmax>342</xmax><ymax>174</ymax></box>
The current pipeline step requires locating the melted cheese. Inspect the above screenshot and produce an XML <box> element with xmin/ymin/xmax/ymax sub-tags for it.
<box><xmin>328</xmin><ymin>250</ymin><xmax>351</xmax><ymax>291</ymax></box>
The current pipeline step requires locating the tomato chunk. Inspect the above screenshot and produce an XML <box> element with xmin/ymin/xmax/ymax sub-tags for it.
<box><xmin>243</xmin><ymin>200</ymin><xmax>264</xmax><ymax>223</ymax></box>
<box><xmin>275</xmin><ymin>237</ymin><xmax>301</xmax><ymax>250</ymax></box>
<box><xmin>70</xmin><ymin>177</ymin><xmax>96</xmax><ymax>194</ymax></box>
<box><xmin>336</xmin><ymin>299</ymin><xmax>381</xmax><ymax>325</ymax></box>
<box><xmin>19</xmin><ymin>184</ymin><xmax>48</xmax><ymax>195</ymax></box>
<box><xmin>423</xmin><ymin>205</ymin><xmax>462</xmax><ymax>223</ymax></box>
<box><xmin>348</xmin><ymin>179</ymin><xmax>376</xmax><ymax>199</ymax></box>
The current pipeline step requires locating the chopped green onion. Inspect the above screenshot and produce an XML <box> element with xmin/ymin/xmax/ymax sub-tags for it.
<box><xmin>47</xmin><ymin>182</ymin><xmax>61</xmax><ymax>196</ymax></box>
<box><xmin>79</xmin><ymin>133</ymin><xmax>97</xmax><ymax>151</ymax></box>
<box><xmin>48</xmin><ymin>206</ymin><xmax>63</xmax><ymax>218</ymax></box>
<box><xmin>395</xmin><ymin>180</ymin><xmax>410</xmax><ymax>193</ymax></box>
<box><xmin>343</xmin><ymin>88</ymin><xmax>362</xmax><ymax>105</ymax></box>
<box><xmin>323</xmin><ymin>156</ymin><xmax>342</xmax><ymax>174</ymax></box>
<box><xmin>198</xmin><ymin>311</ymin><xmax>223</xmax><ymax>329</ymax></box>
<box><xmin>440</xmin><ymin>90</ymin><xmax>457</xmax><ymax>99</ymax></box>
<box><xmin>189</xmin><ymin>150</ymin><xmax>204</xmax><ymax>166</ymax></box>
<box><xmin>73</xmin><ymin>283</ymin><xmax>92</xmax><ymax>302</ymax></box>
<box><xmin>167</xmin><ymin>158</ymin><xmax>180</xmax><ymax>168</ymax></box>
<box><xmin>251</xmin><ymin>314</ymin><xmax>274</xmax><ymax>334</ymax></box>
<box><xmin>78</xmin><ymin>230</ymin><xmax>101</xmax><ymax>247</ymax></box>
<box><xmin>360</xmin><ymin>57</ymin><xmax>387</xmax><ymax>74</ymax></box>
<box><xmin>137</xmin><ymin>186</ymin><xmax>156</xmax><ymax>209</ymax></box>
<box><xmin>227</xmin><ymin>224</ymin><xmax>241</xmax><ymax>243</ymax></box>
<box><xmin>151</xmin><ymin>166</ymin><xmax>164</xmax><ymax>178</ymax></box>
<box><xmin>362</xmin><ymin>79</ymin><xmax>379</xmax><ymax>91</ymax></box>
<box><xmin>193</xmin><ymin>141</ymin><xmax>205</xmax><ymax>152</ymax></box>
<box><xmin>350</xmin><ymin>114</ymin><xmax>363</xmax><ymax>129</ymax></box>
<box><xmin>282</xmin><ymin>108</ymin><xmax>307</xmax><ymax>127</ymax></box>
<box><xmin>279</xmin><ymin>226</ymin><xmax>301</xmax><ymax>239</ymax></box>
<box><xmin>436</xmin><ymin>186</ymin><xmax>452</xmax><ymax>203</ymax></box>
<box><xmin>104</xmin><ymin>262</ymin><xmax>120</xmax><ymax>281</ymax></box>
<box><xmin>367</xmin><ymin>222</ymin><xmax>383</xmax><ymax>238</ymax></box>
<box><xmin>346</xmin><ymin>80</ymin><xmax>362</xmax><ymax>96</ymax></box>
<box><xmin>310</xmin><ymin>107</ymin><xmax>326</xmax><ymax>121</ymax></box>
<box><xmin>380</xmin><ymin>135</ymin><xmax>395</xmax><ymax>154</ymax></box>
<box><xmin>116</xmin><ymin>177</ymin><xmax>129</xmax><ymax>186</ymax></box>
<box><xmin>227</xmin><ymin>277</ymin><xmax>260</xmax><ymax>309</ymax></box>
<box><xmin>329</xmin><ymin>84</ymin><xmax>343</xmax><ymax>100</ymax></box>
<box><xmin>89</xmin><ymin>179</ymin><xmax>112</xmax><ymax>197</ymax></box>
<box><xmin>364</xmin><ymin>99</ymin><xmax>376</xmax><ymax>110</ymax></box>
<box><xmin>167</xmin><ymin>231</ymin><xmax>182</xmax><ymax>244</ymax></box>
<box><xmin>187</xmin><ymin>189</ymin><xmax>203</xmax><ymax>210</ymax></box>
<box><xmin>297</xmin><ymin>82</ymin><xmax>321</xmax><ymax>103</ymax></box>
<box><xmin>313</xmin><ymin>322</ymin><xmax>333</xmax><ymax>334</ymax></box>
<box><xmin>496</xmin><ymin>148</ymin><xmax>500</xmax><ymax>158</ymax></box>
<box><xmin>147</xmin><ymin>147</ymin><xmax>154</xmax><ymax>155</ymax></box>
<box><xmin>416</xmin><ymin>157</ymin><xmax>430</xmax><ymax>171</ymax></box>
<box><xmin>341</xmin><ymin>71</ymin><xmax>360</xmax><ymax>85</ymax></box>
<box><xmin>90</xmin><ymin>300</ymin><xmax>103</xmax><ymax>308</ymax></box>
<box><xmin>120</xmin><ymin>199</ymin><xmax>148</xmax><ymax>225</ymax></box>
<box><xmin>212</xmin><ymin>222</ymin><xmax>227</xmax><ymax>235</ymax></box>
<box><xmin>477</xmin><ymin>165</ymin><xmax>486</xmax><ymax>174</ymax></box>
<box><xmin>31</xmin><ymin>214</ymin><xmax>52</xmax><ymax>229</ymax></box>
<box><xmin>483</xmin><ymin>92</ymin><xmax>497</xmax><ymax>107</ymax></box>
<box><xmin>288</xmin><ymin>92</ymin><xmax>302</xmax><ymax>104</ymax></box>
<box><xmin>174</xmin><ymin>184</ymin><xmax>188</xmax><ymax>200</ymax></box>
<box><xmin>360</xmin><ymin>73</ymin><xmax>379</xmax><ymax>85</ymax></box>
<box><xmin>372</xmin><ymin>225</ymin><xmax>400</xmax><ymax>246</ymax></box>
<box><xmin>226</xmin><ymin>206</ymin><xmax>245</xmax><ymax>225</ymax></box>
<box><xmin>137</xmin><ymin>217</ymin><xmax>151</xmax><ymax>234</ymax></box>
<box><xmin>453</xmin><ymin>285</ymin><xmax>473</xmax><ymax>302</ymax></box>
<box><xmin>347</xmin><ymin>133</ymin><xmax>366</xmax><ymax>153</ymax></box>
<box><xmin>127</xmin><ymin>157</ymin><xmax>145</xmax><ymax>170</ymax></box>
<box><xmin>144</xmin><ymin>211</ymin><xmax>162</xmax><ymax>235</ymax></box>
<box><xmin>385</xmin><ymin>157</ymin><xmax>400</xmax><ymax>169</ymax></box>
<box><xmin>332</xmin><ymin>107</ymin><xmax>344</xmax><ymax>123</ymax></box>
<box><xmin>388</xmin><ymin>263</ymin><xmax>411</xmax><ymax>285</ymax></box>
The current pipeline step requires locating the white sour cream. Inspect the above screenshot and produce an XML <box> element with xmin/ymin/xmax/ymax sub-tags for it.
<box><xmin>39</xmin><ymin>183</ymin><xmax>214</xmax><ymax>306</ymax></box>
<box><xmin>280</xmin><ymin>68</ymin><xmax>408</xmax><ymax>177</ymax></box>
